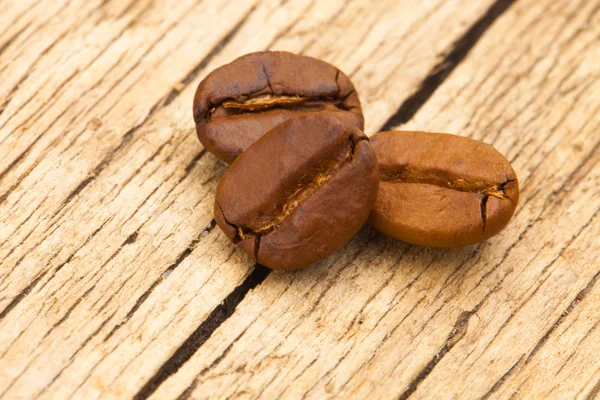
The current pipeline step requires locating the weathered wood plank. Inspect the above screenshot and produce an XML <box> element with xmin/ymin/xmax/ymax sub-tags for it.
<box><xmin>396</xmin><ymin>0</ymin><xmax>600</xmax><ymax>397</ymax></box>
<box><xmin>0</xmin><ymin>0</ymin><xmax>261</xmax><ymax>398</ymax></box>
<box><xmin>0</xmin><ymin>0</ymin><xmax>254</xmax><ymax>301</ymax></box>
<box><xmin>145</xmin><ymin>0</ymin><xmax>600</xmax><ymax>399</ymax></box>
<box><xmin>492</xmin><ymin>214</ymin><xmax>600</xmax><ymax>399</ymax></box>
<box><xmin>492</xmin><ymin>217</ymin><xmax>600</xmax><ymax>399</ymax></box>
<box><xmin>0</xmin><ymin>0</ymin><xmax>503</xmax><ymax>399</ymax></box>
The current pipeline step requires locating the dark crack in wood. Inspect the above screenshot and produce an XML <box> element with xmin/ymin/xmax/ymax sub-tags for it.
<box><xmin>103</xmin><ymin>220</ymin><xmax>217</xmax><ymax>342</ymax></box>
<box><xmin>481</xmin><ymin>355</ymin><xmax>525</xmax><ymax>399</ymax></box>
<box><xmin>164</xmin><ymin>5</ymin><xmax>257</xmax><ymax>108</ymax></box>
<box><xmin>398</xmin><ymin>310</ymin><xmax>473</xmax><ymax>400</ymax></box>
<box><xmin>133</xmin><ymin>264</ymin><xmax>271</xmax><ymax>400</ymax></box>
<box><xmin>380</xmin><ymin>0</ymin><xmax>517</xmax><ymax>131</ymax></box>
<box><xmin>0</xmin><ymin>270</ymin><xmax>48</xmax><ymax>320</ymax></box>
<box><xmin>525</xmin><ymin>268</ymin><xmax>600</xmax><ymax>365</ymax></box>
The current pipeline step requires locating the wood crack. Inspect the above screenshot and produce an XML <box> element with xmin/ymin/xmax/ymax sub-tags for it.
<box><xmin>174</xmin><ymin>334</ymin><xmax>244</xmax><ymax>400</ymax></box>
<box><xmin>0</xmin><ymin>217</ymin><xmax>110</xmax><ymax>321</ymax></box>
<box><xmin>481</xmin><ymin>355</ymin><xmax>526</xmax><ymax>399</ymax></box>
<box><xmin>525</xmin><ymin>250</ymin><xmax>600</xmax><ymax>365</ymax></box>
<box><xmin>440</xmin><ymin>207</ymin><xmax>599</xmax><ymax>395</ymax></box>
<box><xmin>380</xmin><ymin>0</ymin><xmax>517</xmax><ymax>131</ymax></box>
<box><xmin>37</xmin><ymin>308</ymin><xmax>118</xmax><ymax>398</ymax></box>
<box><xmin>398</xmin><ymin>310</ymin><xmax>474</xmax><ymax>400</ymax></box>
<box><xmin>586</xmin><ymin>375</ymin><xmax>600</xmax><ymax>400</ymax></box>
<box><xmin>0</xmin><ymin>0</ymin><xmax>73</xmax><ymax>89</ymax></box>
<box><xmin>133</xmin><ymin>264</ymin><xmax>271</xmax><ymax>400</ymax></box>
<box><xmin>0</xmin><ymin>3</ymin><xmax>151</xmax><ymax>203</ymax></box>
<box><xmin>0</xmin><ymin>282</ymin><xmax>97</xmax><ymax>396</ymax></box>
<box><xmin>0</xmin><ymin>22</ymin><xmax>31</xmax><ymax>89</ymax></box>
<box><xmin>2</xmin><ymin>0</ymin><xmax>598</xmax><ymax>398</ymax></box>
<box><xmin>103</xmin><ymin>220</ymin><xmax>217</xmax><ymax>343</ymax></box>
<box><xmin>0</xmin><ymin>269</ymin><xmax>48</xmax><ymax>320</ymax></box>
<box><xmin>0</xmin><ymin>1</ymin><xmax>252</xmax><ymax>284</ymax></box>
<box><xmin>264</xmin><ymin>0</ymin><xmax>316</xmax><ymax>50</ymax></box>
<box><xmin>0</xmin><ymin>66</ymin><xmax>80</xmax><ymax>192</ymax></box>
<box><xmin>0</xmin><ymin>0</ymin><xmax>119</xmax><ymax>133</ymax></box>
<box><xmin>164</xmin><ymin>4</ymin><xmax>257</xmax><ymax>108</ymax></box>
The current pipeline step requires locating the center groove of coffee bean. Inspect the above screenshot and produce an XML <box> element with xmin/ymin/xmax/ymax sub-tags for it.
<box><xmin>207</xmin><ymin>94</ymin><xmax>349</xmax><ymax>120</ymax></box>
<box><xmin>380</xmin><ymin>167</ymin><xmax>516</xmax><ymax>233</ymax></box>
<box><xmin>221</xmin><ymin>137</ymin><xmax>366</xmax><ymax>247</ymax></box>
<box><xmin>222</xmin><ymin>94</ymin><xmax>309</xmax><ymax>111</ymax></box>
<box><xmin>239</xmin><ymin>146</ymin><xmax>354</xmax><ymax>238</ymax></box>
<box><xmin>379</xmin><ymin>167</ymin><xmax>513</xmax><ymax>198</ymax></box>
<box><xmin>206</xmin><ymin>70</ymin><xmax>354</xmax><ymax>120</ymax></box>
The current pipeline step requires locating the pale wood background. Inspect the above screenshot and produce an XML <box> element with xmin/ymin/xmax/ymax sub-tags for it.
<box><xmin>0</xmin><ymin>0</ymin><xmax>599</xmax><ymax>399</ymax></box>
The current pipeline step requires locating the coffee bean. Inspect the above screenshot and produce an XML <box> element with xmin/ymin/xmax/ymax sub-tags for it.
<box><xmin>214</xmin><ymin>114</ymin><xmax>378</xmax><ymax>270</ymax></box>
<box><xmin>194</xmin><ymin>51</ymin><xmax>364</xmax><ymax>164</ymax></box>
<box><xmin>368</xmin><ymin>131</ymin><xmax>519</xmax><ymax>247</ymax></box>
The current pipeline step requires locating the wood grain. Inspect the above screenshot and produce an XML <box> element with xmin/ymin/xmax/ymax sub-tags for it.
<box><xmin>0</xmin><ymin>0</ymin><xmax>598</xmax><ymax>399</ymax></box>
<box><xmin>149</xmin><ymin>0</ymin><xmax>600</xmax><ymax>399</ymax></box>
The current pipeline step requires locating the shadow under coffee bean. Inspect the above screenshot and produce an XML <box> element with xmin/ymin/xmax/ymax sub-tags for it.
<box><xmin>214</xmin><ymin>113</ymin><xmax>378</xmax><ymax>270</ymax></box>
<box><xmin>193</xmin><ymin>51</ymin><xmax>363</xmax><ymax>164</ymax></box>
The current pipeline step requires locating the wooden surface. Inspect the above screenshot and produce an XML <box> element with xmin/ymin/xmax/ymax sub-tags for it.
<box><xmin>0</xmin><ymin>0</ymin><xmax>598</xmax><ymax>399</ymax></box>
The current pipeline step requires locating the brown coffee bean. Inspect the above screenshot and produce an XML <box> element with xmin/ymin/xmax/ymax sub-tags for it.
<box><xmin>214</xmin><ymin>114</ymin><xmax>378</xmax><ymax>270</ymax></box>
<box><xmin>194</xmin><ymin>51</ymin><xmax>364</xmax><ymax>164</ymax></box>
<box><xmin>368</xmin><ymin>131</ymin><xmax>519</xmax><ymax>247</ymax></box>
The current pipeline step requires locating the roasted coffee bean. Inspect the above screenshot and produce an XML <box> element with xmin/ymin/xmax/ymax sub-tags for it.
<box><xmin>368</xmin><ymin>131</ymin><xmax>519</xmax><ymax>247</ymax></box>
<box><xmin>194</xmin><ymin>51</ymin><xmax>364</xmax><ymax>164</ymax></box>
<box><xmin>214</xmin><ymin>114</ymin><xmax>378</xmax><ymax>270</ymax></box>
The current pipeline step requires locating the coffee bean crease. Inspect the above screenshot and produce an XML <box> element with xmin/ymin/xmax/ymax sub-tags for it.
<box><xmin>203</xmin><ymin>68</ymin><xmax>355</xmax><ymax>120</ymax></box>
<box><xmin>379</xmin><ymin>167</ymin><xmax>516</xmax><ymax>233</ymax></box>
<box><xmin>379</xmin><ymin>167</ymin><xmax>513</xmax><ymax>197</ymax></box>
<box><xmin>195</xmin><ymin>51</ymin><xmax>364</xmax><ymax>164</ymax></box>
<box><xmin>219</xmin><ymin>136</ymin><xmax>366</xmax><ymax>246</ymax></box>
